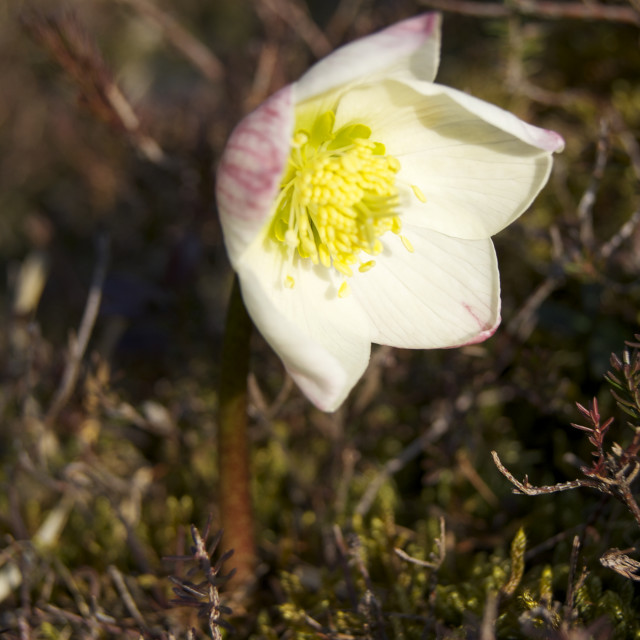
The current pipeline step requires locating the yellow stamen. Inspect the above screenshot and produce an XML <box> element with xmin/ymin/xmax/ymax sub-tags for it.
<box><xmin>338</xmin><ymin>281</ymin><xmax>350</xmax><ymax>298</ymax></box>
<box><xmin>401</xmin><ymin>235</ymin><xmax>414</xmax><ymax>253</ymax></box>
<box><xmin>359</xmin><ymin>260</ymin><xmax>376</xmax><ymax>273</ymax></box>
<box><xmin>284</xmin><ymin>275</ymin><xmax>295</xmax><ymax>289</ymax></box>
<box><xmin>411</xmin><ymin>184</ymin><xmax>427</xmax><ymax>203</ymax></box>
<box><xmin>268</xmin><ymin>111</ymin><xmax>405</xmax><ymax>286</ymax></box>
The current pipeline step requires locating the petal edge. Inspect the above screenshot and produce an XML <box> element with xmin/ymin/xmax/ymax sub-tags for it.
<box><xmin>295</xmin><ymin>13</ymin><xmax>442</xmax><ymax>103</ymax></box>
<box><xmin>216</xmin><ymin>87</ymin><xmax>294</xmax><ymax>264</ymax></box>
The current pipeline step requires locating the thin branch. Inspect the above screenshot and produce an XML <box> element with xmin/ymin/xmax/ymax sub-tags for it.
<box><xmin>577</xmin><ymin>119</ymin><xmax>610</xmax><ymax>250</ymax></box>
<box><xmin>506</xmin><ymin>274</ymin><xmax>563</xmax><ymax>341</ymax></box>
<box><xmin>256</xmin><ymin>0</ymin><xmax>332</xmax><ymax>58</ymax></box>
<box><xmin>333</xmin><ymin>525</ymin><xmax>359</xmax><ymax>610</ymax></box>
<box><xmin>563</xmin><ymin>535</ymin><xmax>582</xmax><ymax>620</ymax></box>
<box><xmin>244</xmin><ymin>40</ymin><xmax>280</xmax><ymax>111</ymax></box>
<box><xmin>615</xmin><ymin>470</ymin><xmax>640</xmax><ymax>528</ymax></box>
<box><xmin>419</xmin><ymin>0</ymin><xmax>509</xmax><ymax>17</ymax></box>
<box><xmin>600</xmin><ymin>208</ymin><xmax>640</xmax><ymax>260</ymax></box>
<box><xmin>103</xmin><ymin>84</ymin><xmax>165</xmax><ymax>163</ymax></box>
<box><xmin>46</xmin><ymin>233</ymin><xmax>110</xmax><ymax>424</ymax></box>
<box><xmin>491</xmin><ymin>450</ymin><xmax>599</xmax><ymax>495</ymax></box>
<box><xmin>167</xmin><ymin>520</ymin><xmax>234</xmax><ymax>638</ymax></box>
<box><xmin>479</xmin><ymin>591</ymin><xmax>498</xmax><ymax>640</ymax></box>
<box><xmin>394</xmin><ymin>517</ymin><xmax>446</xmax><ymax>570</ymax></box>
<box><xmin>613</xmin><ymin>111</ymin><xmax>640</xmax><ymax>181</ymax></box>
<box><xmin>115</xmin><ymin>0</ymin><xmax>225</xmax><ymax>83</ymax></box>
<box><xmin>457</xmin><ymin>449</ymin><xmax>500</xmax><ymax>508</ymax></box>
<box><xmin>600</xmin><ymin>547</ymin><xmax>640</xmax><ymax>581</ymax></box>
<box><xmin>355</xmin><ymin>418</ymin><xmax>448</xmax><ymax>517</ymax></box>
<box><xmin>325</xmin><ymin>0</ymin><xmax>367</xmax><ymax>43</ymax></box>
<box><xmin>348</xmin><ymin>536</ymin><xmax>388</xmax><ymax>640</ymax></box>
<box><xmin>107</xmin><ymin>566</ymin><xmax>149</xmax><ymax>633</ymax></box>
<box><xmin>21</xmin><ymin>10</ymin><xmax>165</xmax><ymax>163</ymax></box>
<box><xmin>419</xmin><ymin>0</ymin><xmax>640</xmax><ymax>26</ymax></box>
<box><xmin>394</xmin><ymin>548</ymin><xmax>440</xmax><ymax>570</ymax></box>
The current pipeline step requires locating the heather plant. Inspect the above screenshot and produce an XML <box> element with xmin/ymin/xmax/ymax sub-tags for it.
<box><xmin>1</xmin><ymin>1</ymin><xmax>640</xmax><ymax>639</ymax></box>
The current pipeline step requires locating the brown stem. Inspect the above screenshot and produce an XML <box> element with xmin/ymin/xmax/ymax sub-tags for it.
<box><xmin>419</xmin><ymin>0</ymin><xmax>640</xmax><ymax>26</ymax></box>
<box><xmin>218</xmin><ymin>276</ymin><xmax>256</xmax><ymax>589</ymax></box>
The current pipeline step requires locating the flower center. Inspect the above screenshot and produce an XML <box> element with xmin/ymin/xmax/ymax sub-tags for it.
<box><xmin>269</xmin><ymin>111</ymin><xmax>403</xmax><ymax>286</ymax></box>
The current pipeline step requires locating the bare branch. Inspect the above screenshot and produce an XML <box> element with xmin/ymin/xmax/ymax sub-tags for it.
<box><xmin>419</xmin><ymin>0</ymin><xmax>640</xmax><ymax>26</ymax></box>
<box><xmin>107</xmin><ymin>565</ymin><xmax>149</xmax><ymax>632</ymax></box>
<box><xmin>355</xmin><ymin>418</ymin><xmax>448</xmax><ymax>516</ymax></box>
<box><xmin>21</xmin><ymin>10</ymin><xmax>165</xmax><ymax>163</ymax></box>
<box><xmin>46</xmin><ymin>233</ymin><xmax>110</xmax><ymax>424</ymax></box>
<box><xmin>256</xmin><ymin>0</ymin><xmax>332</xmax><ymax>58</ymax></box>
<box><xmin>394</xmin><ymin>517</ymin><xmax>446</xmax><ymax>570</ymax></box>
<box><xmin>600</xmin><ymin>208</ymin><xmax>640</xmax><ymax>260</ymax></box>
<box><xmin>325</xmin><ymin>0</ymin><xmax>367</xmax><ymax>43</ymax></box>
<box><xmin>115</xmin><ymin>0</ymin><xmax>225</xmax><ymax>83</ymax></box>
<box><xmin>577</xmin><ymin>119</ymin><xmax>610</xmax><ymax>250</ymax></box>
<box><xmin>506</xmin><ymin>274</ymin><xmax>563</xmax><ymax>342</ymax></box>
<box><xmin>600</xmin><ymin>547</ymin><xmax>640</xmax><ymax>581</ymax></box>
<box><xmin>491</xmin><ymin>451</ymin><xmax>598</xmax><ymax>495</ymax></box>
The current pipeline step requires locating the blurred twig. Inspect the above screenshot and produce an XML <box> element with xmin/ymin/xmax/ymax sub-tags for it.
<box><xmin>107</xmin><ymin>565</ymin><xmax>149</xmax><ymax>633</ymax></box>
<box><xmin>166</xmin><ymin>521</ymin><xmax>235</xmax><ymax>638</ymax></box>
<box><xmin>325</xmin><ymin>0</ymin><xmax>367</xmax><ymax>43</ymax></box>
<box><xmin>394</xmin><ymin>517</ymin><xmax>446</xmax><ymax>570</ymax></box>
<box><xmin>600</xmin><ymin>207</ymin><xmax>640</xmax><ymax>260</ymax></box>
<box><xmin>506</xmin><ymin>273</ymin><xmax>564</xmax><ymax>342</ymax></box>
<box><xmin>46</xmin><ymin>233</ymin><xmax>110</xmax><ymax>425</ymax></box>
<box><xmin>492</xmin><ymin>450</ymin><xmax>597</xmax><ymax>496</ymax></box>
<box><xmin>600</xmin><ymin>547</ymin><xmax>640</xmax><ymax>581</ymax></box>
<box><xmin>114</xmin><ymin>0</ymin><xmax>225</xmax><ymax>83</ymax></box>
<box><xmin>21</xmin><ymin>10</ymin><xmax>165</xmax><ymax>163</ymax></box>
<box><xmin>419</xmin><ymin>0</ymin><xmax>640</xmax><ymax>25</ymax></box>
<box><xmin>599</xmin><ymin>108</ymin><xmax>640</xmax><ymax>260</ymax></box>
<box><xmin>256</xmin><ymin>0</ymin><xmax>332</xmax><ymax>58</ymax></box>
<box><xmin>355</xmin><ymin>416</ymin><xmax>448</xmax><ymax>517</ymax></box>
<box><xmin>245</xmin><ymin>40</ymin><xmax>280</xmax><ymax>111</ymax></box>
<box><xmin>577</xmin><ymin>119</ymin><xmax>610</xmax><ymax>250</ymax></box>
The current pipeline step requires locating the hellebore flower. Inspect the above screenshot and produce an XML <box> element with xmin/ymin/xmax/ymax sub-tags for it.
<box><xmin>216</xmin><ymin>13</ymin><xmax>564</xmax><ymax>412</ymax></box>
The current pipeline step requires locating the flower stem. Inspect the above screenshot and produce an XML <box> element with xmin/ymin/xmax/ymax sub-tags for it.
<box><xmin>218</xmin><ymin>275</ymin><xmax>255</xmax><ymax>588</ymax></box>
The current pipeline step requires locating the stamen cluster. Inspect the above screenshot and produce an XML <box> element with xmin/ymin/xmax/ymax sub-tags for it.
<box><xmin>270</xmin><ymin>112</ymin><xmax>402</xmax><ymax>281</ymax></box>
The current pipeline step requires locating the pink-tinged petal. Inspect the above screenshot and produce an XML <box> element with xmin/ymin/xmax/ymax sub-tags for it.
<box><xmin>335</xmin><ymin>79</ymin><xmax>558</xmax><ymax>239</ymax></box>
<box><xmin>216</xmin><ymin>86</ymin><xmax>294</xmax><ymax>265</ymax></box>
<box><xmin>350</xmin><ymin>229</ymin><xmax>500</xmax><ymax>348</ymax></box>
<box><xmin>430</xmin><ymin>83</ymin><xmax>565</xmax><ymax>152</ymax></box>
<box><xmin>400</xmin><ymin>79</ymin><xmax>565</xmax><ymax>152</ymax></box>
<box><xmin>236</xmin><ymin>239</ymin><xmax>372</xmax><ymax>411</ymax></box>
<box><xmin>449</xmin><ymin>305</ymin><xmax>500</xmax><ymax>347</ymax></box>
<box><xmin>294</xmin><ymin>13</ymin><xmax>441</xmax><ymax>104</ymax></box>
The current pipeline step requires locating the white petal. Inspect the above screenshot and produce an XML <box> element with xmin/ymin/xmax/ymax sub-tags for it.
<box><xmin>294</xmin><ymin>13</ymin><xmax>441</xmax><ymax>104</ymax></box>
<box><xmin>335</xmin><ymin>79</ymin><xmax>560</xmax><ymax>239</ymax></box>
<box><xmin>350</xmin><ymin>228</ymin><xmax>500</xmax><ymax>348</ymax></box>
<box><xmin>216</xmin><ymin>87</ymin><xmax>294</xmax><ymax>265</ymax></box>
<box><xmin>236</xmin><ymin>237</ymin><xmax>372</xmax><ymax>411</ymax></box>
<box><xmin>429</xmin><ymin>83</ymin><xmax>565</xmax><ymax>153</ymax></box>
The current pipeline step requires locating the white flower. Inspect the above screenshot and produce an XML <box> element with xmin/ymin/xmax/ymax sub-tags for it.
<box><xmin>216</xmin><ymin>13</ymin><xmax>564</xmax><ymax>412</ymax></box>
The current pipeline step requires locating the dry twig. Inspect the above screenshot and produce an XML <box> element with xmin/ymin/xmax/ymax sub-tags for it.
<box><xmin>355</xmin><ymin>417</ymin><xmax>448</xmax><ymax>517</ymax></box>
<box><xmin>577</xmin><ymin>119</ymin><xmax>610</xmax><ymax>250</ymax></box>
<box><xmin>21</xmin><ymin>10</ymin><xmax>165</xmax><ymax>163</ymax></box>
<box><xmin>115</xmin><ymin>0</ymin><xmax>225</xmax><ymax>83</ymax></box>
<box><xmin>256</xmin><ymin>0</ymin><xmax>332</xmax><ymax>58</ymax></box>
<box><xmin>166</xmin><ymin>520</ymin><xmax>235</xmax><ymax>638</ymax></box>
<box><xmin>394</xmin><ymin>517</ymin><xmax>446</xmax><ymax>571</ymax></box>
<box><xmin>46</xmin><ymin>233</ymin><xmax>110</xmax><ymax>424</ymax></box>
<box><xmin>419</xmin><ymin>0</ymin><xmax>640</xmax><ymax>26</ymax></box>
